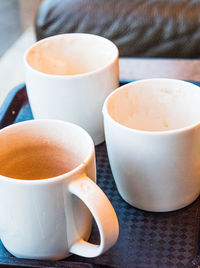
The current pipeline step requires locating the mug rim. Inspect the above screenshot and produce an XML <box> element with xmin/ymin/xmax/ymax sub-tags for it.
<box><xmin>24</xmin><ymin>33</ymin><xmax>119</xmax><ymax>79</ymax></box>
<box><xmin>103</xmin><ymin>78</ymin><xmax>200</xmax><ymax>135</ymax></box>
<box><xmin>0</xmin><ymin>119</ymin><xmax>94</xmax><ymax>184</ymax></box>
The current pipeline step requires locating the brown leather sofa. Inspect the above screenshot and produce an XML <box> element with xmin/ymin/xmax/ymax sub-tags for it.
<box><xmin>35</xmin><ymin>0</ymin><xmax>200</xmax><ymax>58</ymax></box>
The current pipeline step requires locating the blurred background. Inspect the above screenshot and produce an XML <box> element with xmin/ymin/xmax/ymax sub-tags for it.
<box><xmin>1</xmin><ymin>0</ymin><xmax>200</xmax><ymax>105</ymax></box>
<box><xmin>0</xmin><ymin>0</ymin><xmax>40</xmax><ymax>103</ymax></box>
<box><xmin>0</xmin><ymin>0</ymin><xmax>40</xmax><ymax>57</ymax></box>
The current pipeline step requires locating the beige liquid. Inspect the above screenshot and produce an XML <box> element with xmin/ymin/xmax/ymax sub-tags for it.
<box><xmin>0</xmin><ymin>144</ymin><xmax>81</xmax><ymax>180</ymax></box>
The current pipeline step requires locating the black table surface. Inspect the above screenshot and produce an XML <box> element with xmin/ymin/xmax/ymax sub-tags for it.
<box><xmin>0</xmin><ymin>83</ymin><xmax>200</xmax><ymax>268</ymax></box>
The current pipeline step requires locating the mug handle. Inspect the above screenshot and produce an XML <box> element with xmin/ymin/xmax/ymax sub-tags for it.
<box><xmin>68</xmin><ymin>174</ymin><xmax>119</xmax><ymax>258</ymax></box>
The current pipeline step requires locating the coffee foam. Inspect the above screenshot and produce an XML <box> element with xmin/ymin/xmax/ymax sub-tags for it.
<box><xmin>0</xmin><ymin>143</ymin><xmax>81</xmax><ymax>180</ymax></box>
<box><xmin>107</xmin><ymin>84</ymin><xmax>200</xmax><ymax>132</ymax></box>
<box><xmin>26</xmin><ymin>35</ymin><xmax>117</xmax><ymax>75</ymax></box>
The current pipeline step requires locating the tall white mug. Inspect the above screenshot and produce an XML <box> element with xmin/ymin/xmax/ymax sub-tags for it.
<box><xmin>0</xmin><ymin>119</ymin><xmax>119</xmax><ymax>260</ymax></box>
<box><xmin>24</xmin><ymin>33</ymin><xmax>119</xmax><ymax>145</ymax></box>
<box><xmin>103</xmin><ymin>78</ymin><xmax>200</xmax><ymax>212</ymax></box>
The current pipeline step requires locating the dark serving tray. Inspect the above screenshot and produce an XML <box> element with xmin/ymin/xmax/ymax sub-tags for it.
<box><xmin>0</xmin><ymin>83</ymin><xmax>200</xmax><ymax>268</ymax></box>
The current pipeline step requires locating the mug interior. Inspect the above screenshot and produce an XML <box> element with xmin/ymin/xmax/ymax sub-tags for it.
<box><xmin>0</xmin><ymin>120</ymin><xmax>93</xmax><ymax>180</ymax></box>
<box><xmin>106</xmin><ymin>79</ymin><xmax>200</xmax><ymax>132</ymax></box>
<box><xmin>26</xmin><ymin>34</ymin><xmax>118</xmax><ymax>76</ymax></box>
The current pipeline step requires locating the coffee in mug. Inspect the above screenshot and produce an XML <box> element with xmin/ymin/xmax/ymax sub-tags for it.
<box><xmin>0</xmin><ymin>141</ymin><xmax>81</xmax><ymax>180</ymax></box>
<box><xmin>0</xmin><ymin>119</ymin><xmax>119</xmax><ymax>260</ymax></box>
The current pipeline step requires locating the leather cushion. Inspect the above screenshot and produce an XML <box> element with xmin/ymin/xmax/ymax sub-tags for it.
<box><xmin>35</xmin><ymin>0</ymin><xmax>200</xmax><ymax>58</ymax></box>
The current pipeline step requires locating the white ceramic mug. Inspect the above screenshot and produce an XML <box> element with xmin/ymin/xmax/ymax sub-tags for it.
<box><xmin>0</xmin><ymin>119</ymin><xmax>119</xmax><ymax>260</ymax></box>
<box><xmin>103</xmin><ymin>78</ymin><xmax>200</xmax><ymax>212</ymax></box>
<box><xmin>24</xmin><ymin>33</ymin><xmax>119</xmax><ymax>145</ymax></box>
